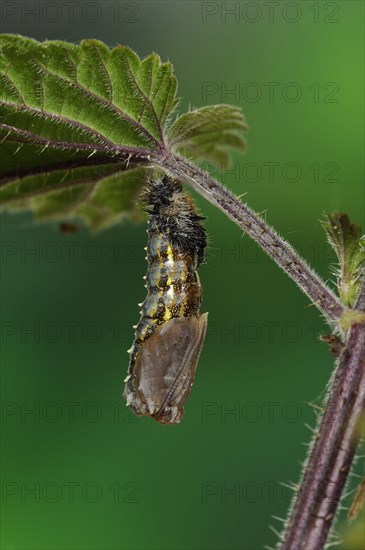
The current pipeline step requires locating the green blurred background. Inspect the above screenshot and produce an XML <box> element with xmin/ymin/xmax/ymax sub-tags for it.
<box><xmin>1</xmin><ymin>1</ymin><xmax>364</xmax><ymax>549</ymax></box>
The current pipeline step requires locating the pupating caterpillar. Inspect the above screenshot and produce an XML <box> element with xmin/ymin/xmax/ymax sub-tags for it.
<box><xmin>123</xmin><ymin>175</ymin><xmax>208</xmax><ymax>424</ymax></box>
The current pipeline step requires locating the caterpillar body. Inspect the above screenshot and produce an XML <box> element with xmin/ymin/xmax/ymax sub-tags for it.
<box><xmin>123</xmin><ymin>175</ymin><xmax>208</xmax><ymax>424</ymax></box>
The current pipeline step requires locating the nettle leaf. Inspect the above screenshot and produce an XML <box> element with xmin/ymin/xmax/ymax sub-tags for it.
<box><xmin>0</xmin><ymin>35</ymin><xmax>173</xmax><ymax>229</ymax></box>
<box><xmin>0</xmin><ymin>35</ymin><xmax>247</xmax><ymax>229</ymax></box>
<box><xmin>168</xmin><ymin>104</ymin><xmax>247</xmax><ymax>168</ymax></box>
<box><xmin>322</xmin><ymin>212</ymin><xmax>365</xmax><ymax>307</ymax></box>
<box><xmin>1</xmin><ymin>165</ymin><xmax>146</xmax><ymax>230</ymax></box>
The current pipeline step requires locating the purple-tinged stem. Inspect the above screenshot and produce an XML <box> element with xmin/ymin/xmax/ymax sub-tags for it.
<box><xmin>279</xmin><ymin>281</ymin><xmax>365</xmax><ymax>550</ymax></box>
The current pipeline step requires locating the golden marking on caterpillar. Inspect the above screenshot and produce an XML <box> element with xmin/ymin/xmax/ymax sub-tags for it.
<box><xmin>123</xmin><ymin>175</ymin><xmax>208</xmax><ymax>424</ymax></box>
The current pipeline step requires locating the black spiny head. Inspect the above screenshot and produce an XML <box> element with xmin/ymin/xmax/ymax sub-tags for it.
<box><xmin>143</xmin><ymin>175</ymin><xmax>207</xmax><ymax>264</ymax></box>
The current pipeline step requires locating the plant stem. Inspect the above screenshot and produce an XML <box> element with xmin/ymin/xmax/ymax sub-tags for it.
<box><xmin>154</xmin><ymin>151</ymin><xmax>364</xmax><ymax>550</ymax></box>
<box><xmin>279</xmin><ymin>282</ymin><xmax>365</xmax><ymax>550</ymax></box>
<box><xmin>155</xmin><ymin>152</ymin><xmax>344</xmax><ymax>323</ymax></box>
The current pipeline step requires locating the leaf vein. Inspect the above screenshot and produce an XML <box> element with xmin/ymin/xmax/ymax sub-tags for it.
<box><xmin>123</xmin><ymin>56</ymin><xmax>163</xmax><ymax>142</ymax></box>
<box><xmin>0</xmin><ymin>102</ymin><xmax>118</xmax><ymax>148</ymax></box>
<box><xmin>91</xmin><ymin>43</ymin><xmax>113</xmax><ymax>101</ymax></box>
<box><xmin>0</xmin><ymin>73</ymin><xmax>26</xmax><ymax>104</ymax></box>
<box><xmin>32</xmin><ymin>58</ymin><xmax>160</xmax><ymax>147</ymax></box>
<box><xmin>0</xmin><ymin>124</ymin><xmax>152</xmax><ymax>178</ymax></box>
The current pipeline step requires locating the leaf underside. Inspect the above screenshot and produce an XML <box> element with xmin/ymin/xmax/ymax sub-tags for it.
<box><xmin>168</xmin><ymin>104</ymin><xmax>248</xmax><ymax>169</ymax></box>
<box><xmin>0</xmin><ymin>35</ymin><xmax>247</xmax><ymax>230</ymax></box>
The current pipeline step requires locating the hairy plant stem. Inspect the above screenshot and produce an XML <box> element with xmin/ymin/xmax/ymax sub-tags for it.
<box><xmin>152</xmin><ymin>151</ymin><xmax>364</xmax><ymax>550</ymax></box>
<box><xmin>279</xmin><ymin>281</ymin><xmax>365</xmax><ymax>550</ymax></box>
<box><xmin>155</xmin><ymin>151</ymin><xmax>343</xmax><ymax>323</ymax></box>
